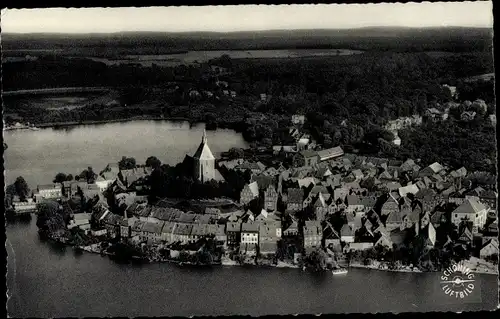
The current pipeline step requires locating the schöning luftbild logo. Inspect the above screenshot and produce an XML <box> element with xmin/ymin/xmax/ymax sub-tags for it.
<box><xmin>440</xmin><ymin>263</ymin><xmax>475</xmax><ymax>299</ymax></box>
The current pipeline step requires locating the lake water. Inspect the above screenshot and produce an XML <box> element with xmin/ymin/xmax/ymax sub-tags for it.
<box><xmin>3</xmin><ymin>120</ymin><xmax>249</xmax><ymax>188</ymax></box>
<box><xmin>6</xmin><ymin>219</ymin><xmax>498</xmax><ymax>317</ymax></box>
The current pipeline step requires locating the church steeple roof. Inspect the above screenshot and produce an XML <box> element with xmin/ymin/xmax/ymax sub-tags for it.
<box><xmin>193</xmin><ymin>129</ymin><xmax>215</xmax><ymax>160</ymax></box>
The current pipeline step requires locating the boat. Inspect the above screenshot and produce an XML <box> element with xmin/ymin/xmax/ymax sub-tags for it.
<box><xmin>331</xmin><ymin>268</ymin><xmax>348</xmax><ymax>275</ymax></box>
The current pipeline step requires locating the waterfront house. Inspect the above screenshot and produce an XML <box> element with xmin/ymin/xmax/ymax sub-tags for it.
<box><xmin>451</xmin><ymin>198</ymin><xmax>488</xmax><ymax>233</ymax></box>
<box><xmin>103</xmin><ymin>213</ymin><xmax>123</xmax><ymax>238</ymax></box>
<box><xmin>131</xmin><ymin>220</ymin><xmax>146</xmax><ymax>238</ymax></box>
<box><xmin>286</xmin><ymin>188</ymin><xmax>304</xmax><ymax>212</ymax></box>
<box><xmin>304</xmin><ymin>220</ymin><xmax>323</xmax><ymax>254</ymax></box>
<box><xmin>240</xmin><ymin>182</ymin><xmax>259</xmax><ymax>205</ymax></box>
<box><xmin>293</xmin><ymin>150</ymin><xmax>319</xmax><ymax>167</ymax></box>
<box><xmin>259</xmin><ymin>222</ymin><xmax>281</xmax><ymax>255</ymax></box>
<box><xmin>226</xmin><ymin>221</ymin><xmax>242</xmax><ymax>247</ymax></box>
<box><xmin>264</xmin><ymin>185</ymin><xmax>278</xmax><ymax>211</ymax></box>
<box><xmin>213</xmin><ymin>224</ymin><xmax>227</xmax><ymax>246</ymax></box>
<box><xmin>240</xmin><ymin>222</ymin><xmax>259</xmax><ymax>255</ymax></box>
<box><xmin>37</xmin><ymin>184</ymin><xmax>63</xmax><ymax>199</ymax></box>
<box><xmin>317</xmin><ymin>146</ymin><xmax>344</xmax><ymax>162</ymax></box>
<box><xmin>346</xmin><ymin>242</ymin><xmax>374</xmax><ymax>252</ymax></box>
<box><xmin>172</xmin><ymin>223</ymin><xmax>194</xmax><ymax>244</ymax></box>
<box><xmin>161</xmin><ymin>222</ymin><xmax>177</xmax><ymax>243</ymax></box>
<box><xmin>323</xmin><ymin>222</ymin><xmax>341</xmax><ymax>251</ymax></box>
<box><xmin>190</xmin><ymin>224</ymin><xmax>210</xmax><ymax>243</ymax></box>
<box><xmin>119</xmin><ymin>216</ymin><xmax>138</xmax><ymax>238</ymax></box>
<box><xmin>141</xmin><ymin>221</ymin><xmax>165</xmax><ymax>244</ymax></box>
<box><xmin>68</xmin><ymin>213</ymin><xmax>91</xmax><ymax>231</ymax></box>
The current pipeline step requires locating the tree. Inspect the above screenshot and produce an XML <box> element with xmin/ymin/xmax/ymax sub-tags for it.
<box><xmin>53</xmin><ymin>173</ymin><xmax>68</xmax><ymax>183</ymax></box>
<box><xmin>119</xmin><ymin>156</ymin><xmax>137</xmax><ymax>170</ymax></box>
<box><xmin>14</xmin><ymin>176</ymin><xmax>30</xmax><ymax>200</ymax></box>
<box><xmin>66</xmin><ymin>174</ymin><xmax>74</xmax><ymax>181</ymax></box>
<box><xmin>146</xmin><ymin>156</ymin><xmax>162</xmax><ymax>169</ymax></box>
<box><xmin>79</xmin><ymin>167</ymin><xmax>97</xmax><ymax>184</ymax></box>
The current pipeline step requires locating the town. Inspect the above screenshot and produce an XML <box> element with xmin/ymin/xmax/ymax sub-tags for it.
<box><xmin>5</xmin><ymin>111</ymin><xmax>498</xmax><ymax>274</ymax></box>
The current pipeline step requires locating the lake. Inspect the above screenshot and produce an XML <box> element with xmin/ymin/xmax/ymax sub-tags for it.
<box><xmin>6</xmin><ymin>218</ymin><xmax>498</xmax><ymax>317</ymax></box>
<box><xmin>3</xmin><ymin>120</ymin><xmax>249</xmax><ymax>188</ymax></box>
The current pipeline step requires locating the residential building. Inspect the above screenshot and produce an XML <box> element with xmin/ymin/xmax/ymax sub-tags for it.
<box><xmin>12</xmin><ymin>198</ymin><xmax>37</xmax><ymax>214</ymax></box>
<box><xmin>240</xmin><ymin>222</ymin><xmax>259</xmax><ymax>255</ymax></box>
<box><xmin>323</xmin><ymin>222</ymin><xmax>341</xmax><ymax>251</ymax></box>
<box><xmin>172</xmin><ymin>223</ymin><xmax>194</xmax><ymax>244</ymax></box>
<box><xmin>264</xmin><ymin>185</ymin><xmax>278</xmax><ymax>211</ymax></box>
<box><xmin>340</xmin><ymin>224</ymin><xmax>355</xmax><ymax>243</ymax></box>
<box><xmin>95</xmin><ymin>175</ymin><xmax>115</xmax><ymax>192</ymax></box>
<box><xmin>37</xmin><ymin>184</ymin><xmax>63</xmax><ymax>199</ymax></box>
<box><xmin>480</xmin><ymin>238</ymin><xmax>499</xmax><ymax>258</ymax></box>
<box><xmin>380</xmin><ymin>195</ymin><xmax>399</xmax><ymax>216</ymax></box>
<box><xmin>141</xmin><ymin>221</ymin><xmax>165</xmax><ymax>244</ymax></box>
<box><xmin>259</xmin><ymin>221</ymin><xmax>281</xmax><ymax>255</ymax></box>
<box><xmin>161</xmin><ymin>222</ymin><xmax>177</xmax><ymax>243</ymax></box>
<box><xmin>304</xmin><ymin>220</ymin><xmax>322</xmax><ymax>253</ymax></box>
<box><xmin>286</xmin><ymin>188</ymin><xmax>304</xmax><ymax>212</ymax></box>
<box><xmin>240</xmin><ymin>182</ymin><xmax>259</xmax><ymax>205</ymax></box>
<box><xmin>451</xmin><ymin>198</ymin><xmax>488</xmax><ymax>233</ymax></box>
<box><xmin>283</xmin><ymin>219</ymin><xmax>299</xmax><ymax>236</ymax></box>
<box><xmin>68</xmin><ymin>213</ymin><xmax>91</xmax><ymax>231</ymax></box>
<box><xmin>386</xmin><ymin>210</ymin><xmax>403</xmax><ymax>232</ymax></box>
<box><xmin>317</xmin><ymin>146</ymin><xmax>344</xmax><ymax>162</ymax></box>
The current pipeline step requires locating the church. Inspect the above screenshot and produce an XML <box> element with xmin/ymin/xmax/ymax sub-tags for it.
<box><xmin>192</xmin><ymin>130</ymin><xmax>224</xmax><ymax>183</ymax></box>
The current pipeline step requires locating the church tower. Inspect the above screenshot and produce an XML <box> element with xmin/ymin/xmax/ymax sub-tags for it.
<box><xmin>193</xmin><ymin>129</ymin><xmax>215</xmax><ymax>183</ymax></box>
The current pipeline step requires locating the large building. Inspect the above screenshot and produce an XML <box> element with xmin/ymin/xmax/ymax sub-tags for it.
<box><xmin>193</xmin><ymin>130</ymin><xmax>216</xmax><ymax>183</ymax></box>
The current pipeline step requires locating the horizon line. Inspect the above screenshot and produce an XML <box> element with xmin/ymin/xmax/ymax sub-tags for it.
<box><xmin>2</xmin><ymin>25</ymin><xmax>493</xmax><ymax>35</ymax></box>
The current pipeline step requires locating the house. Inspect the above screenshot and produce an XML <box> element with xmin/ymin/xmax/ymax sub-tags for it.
<box><xmin>313</xmin><ymin>193</ymin><xmax>330</xmax><ymax>221</ymax></box>
<box><xmin>317</xmin><ymin>146</ymin><xmax>344</xmax><ymax>162</ymax></box>
<box><xmin>451</xmin><ymin>198</ymin><xmax>488</xmax><ymax>233</ymax></box>
<box><xmin>37</xmin><ymin>184</ymin><xmax>63</xmax><ymax>199</ymax></box>
<box><xmin>374</xmin><ymin>234</ymin><xmax>393</xmax><ymax>249</ymax></box>
<box><xmin>380</xmin><ymin>194</ymin><xmax>399</xmax><ymax>216</ymax></box>
<box><xmin>340</xmin><ymin>224</ymin><xmax>355</xmax><ymax>243</ymax></box>
<box><xmin>95</xmin><ymin>175</ymin><xmax>115</xmax><ymax>192</ymax></box>
<box><xmin>68</xmin><ymin>213</ymin><xmax>91</xmax><ymax>231</ymax></box>
<box><xmin>12</xmin><ymin>198</ymin><xmax>37</xmax><ymax>214</ymax></box>
<box><xmin>283</xmin><ymin>218</ymin><xmax>299</xmax><ymax>237</ymax></box>
<box><xmin>118</xmin><ymin>167</ymin><xmax>152</xmax><ymax>188</ymax></box>
<box><xmin>345</xmin><ymin>195</ymin><xmax>364</xmax><ymax>214</ymax></box>
<box><xmin>161</xmin><ymin>221</ymin><xmax>177</xmax><ymax>243</ymax></box>
<box><xmin>323</xmin><ymin>222</ymin><xmax>341</xmax><ymax>251</ymax></box>
<box><xmin>131</xmin><ymin>220</ymin><xmax>146</xmax><ymax>238</ymax></box>
<box><xmin>398</xmin><ymin>184</ymin><xmax>420</xmax><ymax>198</ymax></box>
<box><xmin>172</xmin><ymin>223</ymin><xmax>194</xmax><ymax>244</ymax></box>
<box><xmin>480</xmin><ymin>238</ymin><xmax>499</xmax><ymax>259</ymax></box>
<box><xmin>120</xmin><ymin>216</ymin><xmax>139</xmax><ymax>238</ymax></box>
<box><xmin>293</xmin><ymin>150</ymin><xmax>318</xmax><ymax>167</ymax></box>
<box><xmin>291</xmin><ymin>114</ymin><xmax>305</xmax><ymax>125</ymax></box>
<box><xmin>346</xmin><ymin>242</ymin><xmax>374</xmax><ymax>252</ymax></box>
<box><xmin>240</xmin><ymin>182</ymin><xmax>259</xmax><ymax>205</ymax></box>
<box><xmin>264</xmin><ymin>185</ymin><xmax>278</xmax><ymax>211</ymax></box>
<box><xmin>240</xmin><ymin>222</ymin><xmax>259</xmax><ymax>255</ymax></box>
<box><xmin>141</xmin><ymin>221</ymin><xmax>165</xmax><ymax>244</ymax></box>
<box><xmin>286</xmin><ymin>188</ymin><xmax>304</xmax><ymax>212</ymax></box>
<box><xmin>304</xmin><ymin>220</ymin><xmax>323</xmax><ymax>253</ymax></box>
<box><xmin>419</xmin><ymin>162</ymin><xmax>444</xmax><ymax>177</ymax></box>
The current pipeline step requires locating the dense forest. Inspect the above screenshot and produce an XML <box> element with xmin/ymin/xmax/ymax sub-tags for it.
<box><xmin>2</xmin><ymin>27</ymin><xmax>492</xmax><ymax>56</ymax></box>
<box><xmin>3</xmin><ymin>41</ymin><xmax>495</xmax><ymax>173</ymax></box>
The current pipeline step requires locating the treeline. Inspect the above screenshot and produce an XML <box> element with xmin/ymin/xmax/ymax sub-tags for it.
<box><xmin>2</xmin><ymin>27</ymin><xmax>492</xmax><ymax>56</ymax></box>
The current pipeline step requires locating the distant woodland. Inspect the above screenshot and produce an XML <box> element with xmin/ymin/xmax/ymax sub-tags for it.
<box><xmin>2</xmin><ymin>28</ymin><xmax>495</xmax><ymax>173</ymax></box>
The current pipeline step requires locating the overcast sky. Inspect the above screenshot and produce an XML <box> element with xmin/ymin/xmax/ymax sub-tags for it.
<box><xmin>1</xmin><ymin>2</ymin><xmax>493</xmax><ymax>33</ymax></box>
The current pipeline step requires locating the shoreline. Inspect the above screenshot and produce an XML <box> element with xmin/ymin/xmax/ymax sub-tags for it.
<box><xmin>42</xmin><ymin>235</ymin><xmax>499</xmax><ymax>274</ymax></box>
<box><xmin>348</xmin><ymin>261</ymin><xmax>498</xmax><ymax>275</ymax></box>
